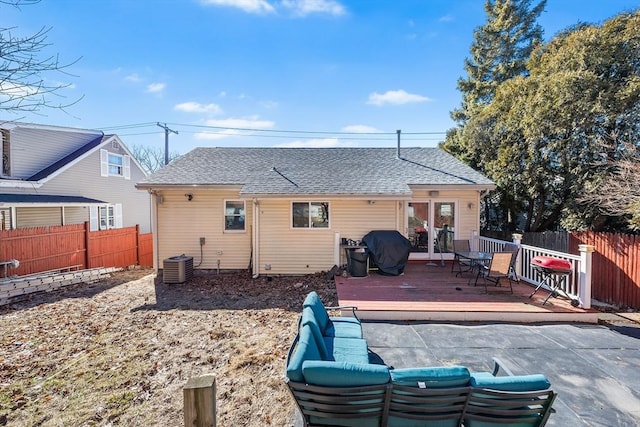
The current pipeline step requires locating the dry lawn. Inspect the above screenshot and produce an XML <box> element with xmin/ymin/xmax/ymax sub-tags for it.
<box><xmin>0</xmin><ymin>268</ymin><xmax>338</xmax><ymax>426</ymax></box>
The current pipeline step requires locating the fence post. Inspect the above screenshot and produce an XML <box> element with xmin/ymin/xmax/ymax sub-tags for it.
<box><xmin>135</xmin><ymin>224</ymin><xmax>140</xmax><ymax>266</ymax></box>
<box><xmin>512</xmin><ymin>233</ymin><xmax>523</xmax><ymax>278</ymax></box>
<box><xmin>578</xmin><ymin>244</ymin><xmax>594</xmax><ymax>309</ymax></box>
<box><xmin>184</xmin><ymin>375</ymin><xmax>216</xmax><ymax>427</ymax></box>
<box><xmin>84</xmin><ymin>221</ymin><xmax>90</xmax><ymax>269</ymax></box>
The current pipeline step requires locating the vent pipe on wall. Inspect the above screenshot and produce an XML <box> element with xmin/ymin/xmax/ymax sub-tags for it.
<box><xmin>396</xmin><ymin>129</ymin><xmax>402</xmax><ymax>159</ymax></box>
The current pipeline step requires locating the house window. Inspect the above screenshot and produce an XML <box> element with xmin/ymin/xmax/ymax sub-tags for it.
<box><xmin>225</xmin><ymin>200</ymin><xmax>245</xmax><ymax>231</ymax></box>
<box><xmin>292</xmin><ymin>202</ymin><xmax>329</xmax><ymax>228</ymax></box>
<box><xmin>108</xmin><ymin>153</ymin><xmax>124</xmax><ymax>176</ymax></box>
<box><xmin>100</xmin><ymin>205</ymin><xmax>115</xmax><ymax>230</ymax></box>
<box><xmin>100</xmin><ymin>148</ymin><xmax>131</xmax><ymax>179</ymax></box>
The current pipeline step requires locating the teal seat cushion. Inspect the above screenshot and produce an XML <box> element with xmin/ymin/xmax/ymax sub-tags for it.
<box><xmin>391</xmin><ymin>366</ymin><xmax>471</xmax><ymax>388</ymax></box>
<box><xmin>302</xmin><ymin>360</ymin><xmax>390</xmax><ymax>386</ymax></box>
<box><xmin>326</xmin><ymin>319</ymin><xmax>363</xmax><ymax>339</ymax></box>
<box><xmin>302</xmin><ymin>291</ymin><xmax>330</xmax><ymax>332</ymax></box>
<box><xmin>323</xmin><ymin>337</ymin><xmax>370</xmax><ymax>364</ymax></box>
<box><xmin>470</xmin><ymin>373</ymin><xmax>550</xmax><ymax>391</ymax></box>
<box><xmin>286</xmin><ymin>325</ymin><xmax>323</xmax><ymax>383</ymax></box>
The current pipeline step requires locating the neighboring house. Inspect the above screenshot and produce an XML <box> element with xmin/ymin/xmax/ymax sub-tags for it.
<box><xmin>0</xmin><ymin>122</ymin><xmax>151</xmax><ymax>232</ymax></box>
<box><xmin>137</xmin><ymin>146</ymin><xmax>495</xmax><ymax>276</ymax></box>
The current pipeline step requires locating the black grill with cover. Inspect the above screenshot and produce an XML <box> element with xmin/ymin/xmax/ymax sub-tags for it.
<box><xmin>362</xmin><ymin>230</ymin><xmax>411</xmax><ymax>276</ymax></box>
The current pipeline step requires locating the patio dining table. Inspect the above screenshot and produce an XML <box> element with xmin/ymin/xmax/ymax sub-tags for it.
<box><xmin>452</xmin><ymin>251</ymin><xmax>493</xmax><ymax>283</ymax></box>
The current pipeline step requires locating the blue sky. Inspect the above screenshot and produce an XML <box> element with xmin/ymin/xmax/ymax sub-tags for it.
<box><xmin>3</xmin><ymin>0</ymin><xmax>639</xmax><ymax>155</ymax></box>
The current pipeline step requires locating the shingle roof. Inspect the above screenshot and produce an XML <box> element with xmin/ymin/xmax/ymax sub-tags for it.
<box><xmin>137</xmin><ymin>147</ymin><xmax>494</xmax><ymax>196</ymax></box>
<box><xmin>26</xmin><ymin>135</ymin><xmax>110</xmax><ymax>181</ymax></box>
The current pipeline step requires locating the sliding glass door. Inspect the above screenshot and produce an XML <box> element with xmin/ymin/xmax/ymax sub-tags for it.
<box><xmin>407</xmin><ymin>201</ymin><xmax>457</xmax><ymax>260</ymax></box>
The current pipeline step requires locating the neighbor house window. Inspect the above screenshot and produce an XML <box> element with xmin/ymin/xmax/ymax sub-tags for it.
<box><xmin>100</xmin><ymin>149</ymin><xmax>131</xmax><ymax>179</ymax></box>
<box><xmin>91</xmin><ymin>204</ymin><xmax>122</xmax><ymax>231</ymax></box>
<box><xmin>292</xmin><ymin>202</ymin><xmax>329</xmax><ymax>228</ymax></box>
<box><xmin>108</xmin><ymin>153</ymin><xmax>123</xmax><ymax>176</ymax></box>
<box><xmin>225</xmin><ymin>200</ymin><xmax>245</xmax><ymax>231</ymax></box>
<box><xmin>100</xmin><ymin>205</ymin><xmax>115</xmax><ymax>230</ymax></box>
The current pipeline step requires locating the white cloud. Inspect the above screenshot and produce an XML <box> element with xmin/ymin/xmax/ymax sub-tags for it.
<box><xmin>200</xmin><ymin>0</ymin><xmax>274</xmax><ymax>14</ymax></box>
<box><xmin>281</xmin><ymin>0</ymin><xmax>346</xmax><ymax>16</ymax></box>
<box><xmin>367</xmin><ymin>89</ymin><xmax>431</xmax><ymax>106</ymax></box>
<box><xmin>174</xmin><ymin>101</ymin><xmax>223</xmax><ymax>114</ymax></box>
<box><xmin>125</xmin><ymin>73</ymin><xmax>142</xmax><ymax>82</ymax></box>
<box><xmin>194</xmin><ymin>116</ymin><xmax>275</xmax><ymax>140</ymax></box>
<box><xmin>341</xmin><ymin>124</ymin><xmax>383</xmax><ymax>133</ymax></box>
<box><xmin>146</xmin><ymin>82</ymin><xmax>166</xmax><ymax>94</ymax></box>
<box><xmin>275</xmin><ymin>138</ymin><xmax>340</xmax><ymax>148</ymax></box>
<box><xmin>439</xmin><ymin>14</ymin><xmax>454</xmax><ymax>22</ymax></box>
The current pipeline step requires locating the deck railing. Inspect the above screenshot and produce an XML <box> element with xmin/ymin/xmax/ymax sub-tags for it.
<box><xmin>473</xmin><ymin>232</ymin><xmax>594</xmax><ymax>309</ymax></box>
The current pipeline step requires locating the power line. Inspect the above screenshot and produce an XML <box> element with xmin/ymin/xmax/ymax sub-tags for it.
<box><xmin>156</xmin><ymin>122</ymin><xmax>178</xmax><ymax>165</ymax></box>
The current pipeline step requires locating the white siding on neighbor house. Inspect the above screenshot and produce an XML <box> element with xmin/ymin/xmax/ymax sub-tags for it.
<box><xmin>156</xmin><ymin>189</ymin><xmax>252</xmax><ymax>271</ymax></box>
<box><xmin>7</xmin><ymin>127</ymin><xmax>102</xmax><ymax>179</ymax></box>
<box><xmin>42</xmin><ymin>147</ymin><xmax>151</xmax><ymax>233</ymax></box>
<box><xmin>16</xmin><ymin>207</ymin><xmax>62</xmax><ymax>227</ymax></box>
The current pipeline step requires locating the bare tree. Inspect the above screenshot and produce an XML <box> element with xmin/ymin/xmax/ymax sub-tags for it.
<box><xmin>131</xmin><ymin>144</ymin><xmax>180</xmax><ymax>174</ymax></box>
<box><xmin>581</xmin><ymin>140</ymin><xmax>640</xmax><ymax>231</ymax></box>
<box><xmin>1</xmin><ymin>0</ymin><xmax>82</xmax><ymax>114</ymax></box>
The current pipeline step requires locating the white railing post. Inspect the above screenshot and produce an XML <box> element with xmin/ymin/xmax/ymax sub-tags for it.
<box><xmin>578</xmin><ymin>244</ymin><xmax>594</xmax><ymax>309</ymax></box>
<box><xmin>512</xmin><ymin>233</ymin><xmax>523</xmax><ymax>278</ymax></box>
<box><xmin>471</xmin><ymin>230</ymin><xmax>478</xmax><ymax>251</ymax></box>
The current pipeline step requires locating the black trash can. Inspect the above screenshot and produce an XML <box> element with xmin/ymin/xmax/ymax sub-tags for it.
<box><xmin>348</xmin><ymin>249</ymin><xmax>368</xmax><ymax>277</ymax></box>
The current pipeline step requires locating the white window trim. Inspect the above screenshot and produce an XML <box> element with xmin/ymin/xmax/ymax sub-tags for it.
<box><xmin>224</xmin><ymin>199</ymin><xmax>246</xmax><ymax>233</ymax></box>
<box><xmin>291</xmin><ymin>201</ymin><xmax>330</xmax><ymax>230</ymax></box>
<box><xmin>101</xmin><ymin>149</ymin><xmax>130</xmax><ymax>178</ymax></box>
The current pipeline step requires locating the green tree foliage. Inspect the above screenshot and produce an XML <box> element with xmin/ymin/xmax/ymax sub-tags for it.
<box><xmin>445</xmin><ymin>5</ymin><xmax>640</xmax><ymax>231</ymax></box>
<box><xmin>467</xmin><ymin>11</ymin><xmax>640</xmax><ymax>232</ymax></box>
<box><xmin>441</xmin><ymin>0</ymin><xmax>546</xmax><ymax>230</ymax></box>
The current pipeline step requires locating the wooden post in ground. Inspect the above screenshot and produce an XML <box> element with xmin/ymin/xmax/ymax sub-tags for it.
<box><xmin>183</xmin><ymin>375</ymin><xmax>216</xmax><ymax>427</ymax></box>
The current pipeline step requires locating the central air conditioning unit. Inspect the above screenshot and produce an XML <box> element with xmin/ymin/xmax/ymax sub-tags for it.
<box><xmin>163</xmin><ymin>255</ymin><xmax>194</xmax><ymax>284</ymax></box>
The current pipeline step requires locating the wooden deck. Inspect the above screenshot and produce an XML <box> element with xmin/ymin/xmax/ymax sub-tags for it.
<box><xmin>335</xmin><ymin>261</ymin><xmax>599</xmax><ymax>323</ymax></box>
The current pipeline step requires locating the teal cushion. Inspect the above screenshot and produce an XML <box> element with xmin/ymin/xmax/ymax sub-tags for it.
<box><xmin>300</xmin><ymin>307</ymin><xmax>329</xmax><ymax>359</ymax></box>
<box><xmin>286</xmin><ymin>325</ymin><xmax>323</xmax><ymax>382</ymax></box>
<box><xmin>323</xmin><ymin>337</ymin><xmax>370</xmax><ymax>364</ymax></box>
<box><xmin>303</xmin><ymin>291</ymin><xmax>330</xmax><ymax>332</ymax></box>
<box><xmin>302</xmin><ymin>360</ymin><xmax>390</xmax><ymax>386</ymax></box>
<box><xmin>391</xmin><ymin>366</ymin><xmax>471</xmax><ymax>388</ymax></box>
<box><xmin>470</xmin><ymin>373</ymin><xmax>550</xmax><ymax>391</ymax></box>
<box><xmin>326</xmin><ymin>319</ymin><xmax>363</xmax><ymax>339</ymax></box>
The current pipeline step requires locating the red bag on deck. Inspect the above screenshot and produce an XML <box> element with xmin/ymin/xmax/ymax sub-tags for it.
<box><xmin>531</xmin><ymin>256</ymin><xmax>572</xmax><ymax>272</ymax></box>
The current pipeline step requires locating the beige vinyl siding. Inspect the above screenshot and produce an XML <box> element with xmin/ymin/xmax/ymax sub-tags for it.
<box><xmin>16</xmin><ymin>207</ymin><xmax>62</xmax><ymax>228</ymax></box>
<box><xmin>63</xmin><ymin>206</ymin><xmax>89</xmax><ymax>225</ymax></box>
<box><xmin>8</xmin><ymin>127</ymin><xmax>102</xmax><ymax>179</ymax></box>
<box><xmin>257</xmin><ymin>199</ymin><xmax>399</xmax><ymax>275</ymax></box>
<box><xmin>157</xmin><ymin>189</ymin><xmax>252</xmax><ymax>270</ymax></box>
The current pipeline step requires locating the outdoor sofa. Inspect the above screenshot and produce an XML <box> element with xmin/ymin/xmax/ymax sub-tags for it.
<box><xmin>285</xmin><ymin>291</ymin><xmax>557</xmax><ymax>427</ymax></box>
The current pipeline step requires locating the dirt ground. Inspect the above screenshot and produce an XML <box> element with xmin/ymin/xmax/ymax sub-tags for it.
<box><xmin>0</xmin><ymin>268</ymin><xmax>339</xmax><ymax>426</ymax></box>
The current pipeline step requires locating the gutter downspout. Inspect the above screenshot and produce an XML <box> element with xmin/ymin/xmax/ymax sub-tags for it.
<box><xmin>252</xmin><ymin>199</ymin><xmax>260</xmax><ymax>278</ymax></box>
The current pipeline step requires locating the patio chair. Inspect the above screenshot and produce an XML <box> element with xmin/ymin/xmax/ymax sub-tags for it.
<box><xmin>476</xmin><ymin>252</ymin><xmax>513</xmax><ymax>294</ymax></box>
<box><xmin>451</xmin><ymin>239</ymin><xmax>473</xmax><ymax>276</ymax></box>
<box><xmin>504</xmin><ymin>243</ymin><xmax>520</xmax><ymax>282</ymax></box>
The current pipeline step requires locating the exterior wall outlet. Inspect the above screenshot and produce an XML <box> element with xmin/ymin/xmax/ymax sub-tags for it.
<box><xmin>199</xmin><ymin>237</ymin><xmax>205</xmax><ymax>246</ymax></box>
<box><xmin>264</xmin><ymin>264</ymin><xmax>271</xmax><ymax>270</ymax></box>
<box><xmin>216</xmin><ymin>250</ymin><xmax>223</xmax><ymax>255</ymax></box>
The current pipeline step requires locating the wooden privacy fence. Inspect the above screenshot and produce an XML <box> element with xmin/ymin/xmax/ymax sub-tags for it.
<box><xmin>570</xmin><ymin>231</ymin><xmax>640</xmax><ymax>310</ymax></box>
<box><xmin>0</xmin><ymin>222</ymin><xmax>153</xmax><ymax>277</ymax></box>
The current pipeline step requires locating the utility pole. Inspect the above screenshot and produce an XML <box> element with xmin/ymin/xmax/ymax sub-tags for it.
<box><xmin>157</xmin><ymin>122</ymin><xmax>178</xmax><ymax>165</ymax></box>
